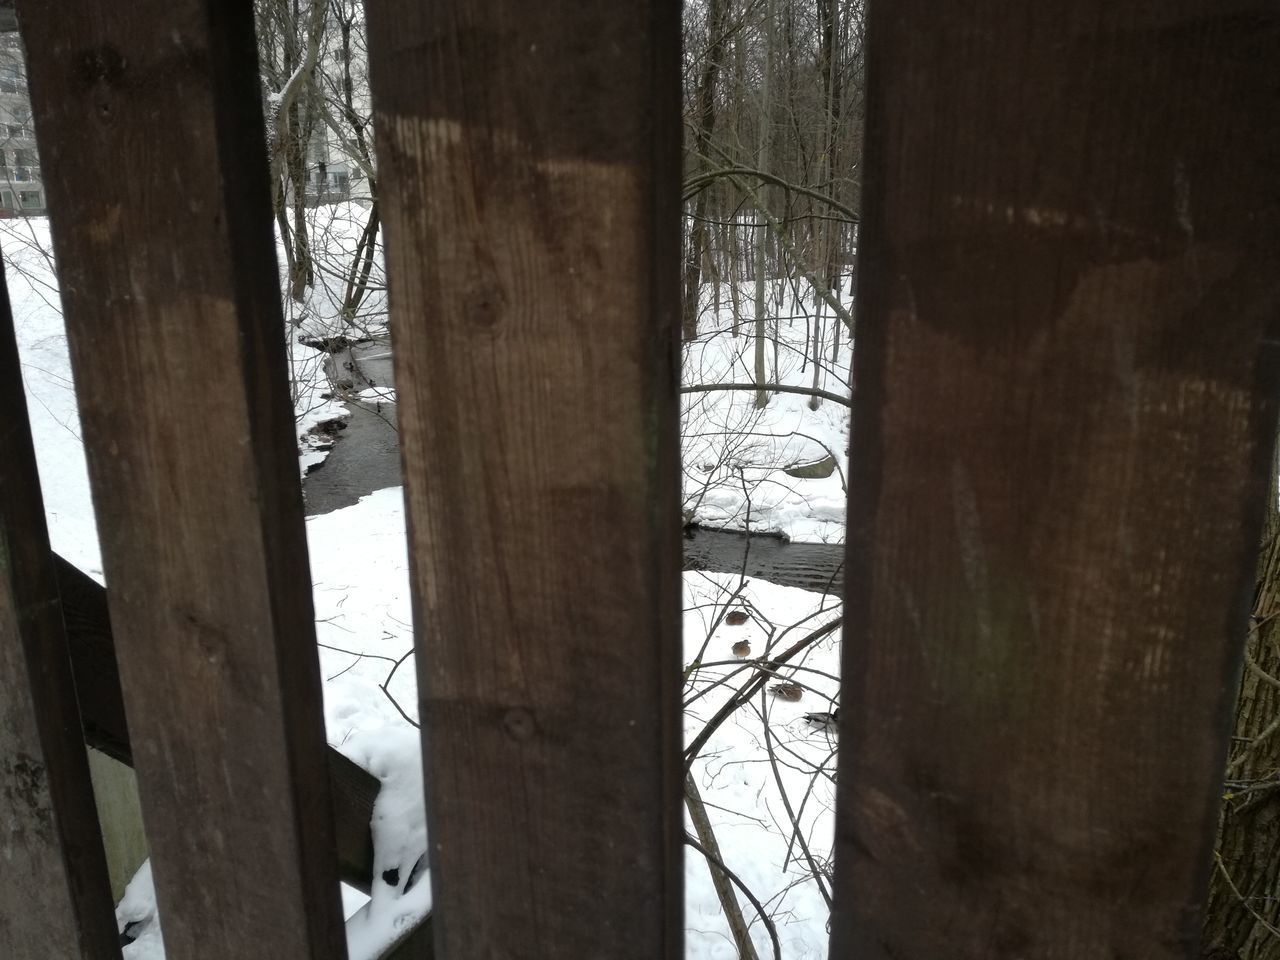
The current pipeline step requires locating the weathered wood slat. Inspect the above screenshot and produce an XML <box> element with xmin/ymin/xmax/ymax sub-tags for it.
<box><xmin>366</xmin><ymin>3</ymin><xmax>684</xmax><ymax>956</ymax></box>
<box><xmin>833</xmin><ymin>2</ymin><xmax>1280</xmax><ymax>957</ymax></box>
<box><xmin>0</xmin><ymin>271</ymin><xmax>120</xmax><ymax>959</ymax></box>
<box><xmin>20</xmin><ymin>4</ymin><xmax>347</xmax><ymax>957</ymax></box>
<box><xmin>52</xmin><ymin>554</ymin><xmax>380</xmax><ymax>896</ymax></box>
<box><xmin>52</xmin><ymin>557</ymin><xmax>130</xmax><ymax>767</ymax></box>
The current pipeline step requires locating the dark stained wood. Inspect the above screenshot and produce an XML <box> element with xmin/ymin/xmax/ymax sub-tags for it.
<box><xmin>52</xmin><ymin>554</ymin><xmax>380</xmax><ymax>895</ymax></box>
<box><xmin>20</xmin><ymin>4</ymin><xmax>346</xmax><ymax>957</ymax></box>
<box><xmin>365</xmin><ymin>2</ymin><xmax>684</xmax><ymax>956</ymax></box>
<box><xmin>324</xmin><ymin>751</ymin><xmax>379</xmax><ymax>899</ymax></box>
<box><xmin>833</xmin><ymin>2</ymin><xmax>1280</xmax><ymax>957</ymax></box>
<box><xmin>0</xmin><ymin>270</ymin><xmax>120</xmax><ymax>960</ymax></box>
<box><xmin>53</xmin><ymin>556</ymin><xmax>131</xmax><ymax>767</ymax></box>
<box><xmin>382</xmin><ymin>915</ymin><xmax>434</xmax><ymax>960</ymax></box>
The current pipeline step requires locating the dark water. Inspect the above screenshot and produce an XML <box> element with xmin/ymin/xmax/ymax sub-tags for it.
<box><xmin>302</xmin><ymin>400</ymin><xmax>401</xmax><ymax>516</ymax></box>
<box><xmin>302</xmin><ymin>339</ymin><xmax>846</xmax><ymax>595</ymax></box>
<box><xmin>684</xmin><ymin>526</ymin><xmax>844</xmax><ymax>597</ymax></box>
<box><xmin>302</xmin><ymin>338</ymin><xmax>402</xmax><ymax>516</ymax></box>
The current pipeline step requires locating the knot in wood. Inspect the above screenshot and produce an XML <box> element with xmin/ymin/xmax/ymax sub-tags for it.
<box><xmin>503</xmin><ymin>707</ymin><xmax>536</xmax><ymax>741</ymax></box>
<box><xmin>74</xmin><ymin>45</ymin><xmax>127</xmax><ymax>88</ymax></box>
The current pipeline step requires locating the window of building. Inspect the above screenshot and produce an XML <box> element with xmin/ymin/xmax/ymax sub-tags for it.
<box><xmin>13</xmin><ymin>167</ymin><xmax>29</xmax><ymax>181</ymax></box>
<box><xmin>18</xmin><ymin>190</ymin><xmax>40</xmax><ymax>208</ymax></box>
<box><xmin>2</xmin><ymin>191</ymin><xmax>12</xmax><ymax>209</ymax></box>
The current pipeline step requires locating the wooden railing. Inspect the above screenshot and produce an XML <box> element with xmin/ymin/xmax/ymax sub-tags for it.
<box><xmin>2</xmin><ymin>1</ymin><xmax>1278</xmax><ymax>959</ymax></box>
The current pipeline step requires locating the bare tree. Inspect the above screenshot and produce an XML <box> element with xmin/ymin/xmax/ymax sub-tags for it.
<box><xmin>1203</xmin><ymin>442</ymin><xmax>1280</xmax><ymax>960</ymax></box>
<box><xmin>682</xmin><ymin>0</ymin><xmax>730</xmax><ymax>341</ymax></box>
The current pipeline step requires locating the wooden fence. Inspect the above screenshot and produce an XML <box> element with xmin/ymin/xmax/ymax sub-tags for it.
<box><xmin>1</xmin><ymin>1</ymin><xmax>1277</xmax><ymax>958</ymax></box>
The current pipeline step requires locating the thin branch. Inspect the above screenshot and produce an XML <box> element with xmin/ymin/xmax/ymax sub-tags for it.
<box><xmin>685</xmin><ymin>616</ymin><xmax>843</xmax><ymax>767</ymax></box>
<box><xmin>683</xmin><ymin>165</ymin><xmax>860</xmax><ymax>224</ymax></box>
<box><xmin>759</xmin><ymin>690</ymin><xmax>834</xmax><ymax>909</ymax></box>
<box><xmin>684</xmin><ymin>833</ymin><xmax>782</xmax><ymax>960</ymax></box>
<box><xmin>682</xmin><ymin>382</ymin><xmax>851</xmax><ymax>407</ymax></box>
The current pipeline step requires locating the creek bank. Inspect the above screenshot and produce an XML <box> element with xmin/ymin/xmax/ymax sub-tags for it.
<box><xmin>301</xmin><ymin>338</ymin><xmax>845</xmax><ymax>594</ymax></box>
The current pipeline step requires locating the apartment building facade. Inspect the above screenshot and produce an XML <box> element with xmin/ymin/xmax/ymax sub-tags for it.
<box><xmin>0</xmin><ymin>32</ymin><xmax>43</xmax><ymax>216</ymax></box>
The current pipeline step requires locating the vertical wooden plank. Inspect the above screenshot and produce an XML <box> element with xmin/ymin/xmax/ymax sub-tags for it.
<box><xmin>0</xmin><ymin>267</ymin><xmax>119</xmax><ymax>959</ymax></box>
<box><xmin>366</xmin><ymin>2</ymin><xmax>683</xmax><ymax>956</ymax></box>
<box><xmin>834</xmin><ymin>2</ymin><xmax>1280</xmax><ymax>957</ymax></box>
<box><xmin>19</xmin><ymin>4</ymin><xmax>348</xmax><ymax>958</ymax></box>
<box><xmin>53</xmin><ymin>552</ymin><xmax>384</xmax><ymax>896</ymax></box>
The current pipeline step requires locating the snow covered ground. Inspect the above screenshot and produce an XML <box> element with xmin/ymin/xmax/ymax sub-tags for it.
<box><xmin>307</xmin><ymin>489</ymin><xmax>841</xmax><ymax>959</ymax></box>
<box><xmin>6</xmin><ymin>216</ymin><xmax>844</xmax><ymax>958</ymax></box>
<box><xmin>682</xmin><ymin>281</ymin><xmax>853</xmax><ymax>545</ymax></box>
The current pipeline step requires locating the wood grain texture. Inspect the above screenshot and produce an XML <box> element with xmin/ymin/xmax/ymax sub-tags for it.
<box><xmin>19</xmin><ymin>3</ymin><xmax>347</xmax><ymax>957</ymax></box>
<box><xmin>833</xmin><ymin>2</ymin><xmax>1280</xmax><ymax>957</ymax></box>
<box><xmin>53</xmin><ymin>556</ymin><xmax>131</xmax><ymax>767</ymax></box>
<box><xmin>366</xmin><ymin>3</ymin><xmax>684</xmax><ymax>956</ymax></box>
<box><xmin>52</xmin><ymin>554</ymin><xmax>381</xmax><ymax>896</ymax></box>
<box><xmin>0</xmin><ymin>269</ymin><xmax>120</xmax><ymax>959</ymax></box>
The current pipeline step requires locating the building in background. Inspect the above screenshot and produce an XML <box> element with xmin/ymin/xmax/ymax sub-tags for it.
<box><xmin>0</xmin><ymin>32</ymin><xmax>43</xmax><ymax>216</ymax></box>
<box><xmin>304</xmin><ymin>128</ymin><xmax>358</xmax><ymax>207</ymax></box>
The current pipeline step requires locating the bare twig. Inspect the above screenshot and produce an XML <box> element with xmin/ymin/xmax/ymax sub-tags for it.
<box><xmin>685</xmin><ymin>616</ymin><xmax>842</xmax><ymax>767</ymax></box>
<box><xmin>684</xmin><ymin>832</ymin><xmax>782</xmax><ymax>960</ymax></box>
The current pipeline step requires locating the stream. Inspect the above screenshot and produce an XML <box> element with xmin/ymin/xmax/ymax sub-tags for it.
<box><xmin>301</xmin><ymin>339</ymin><xmax>846</xmax><ymax>597</ymax></box>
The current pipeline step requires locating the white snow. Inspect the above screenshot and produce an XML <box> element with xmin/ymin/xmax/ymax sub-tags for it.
<box><xmin>683</xmin><ymin>571</ymin><xmax>840</xmax><ymax>959</ymax></box>
<box><xmin>7</xmin><ymin>215</ymin><xmax>845</xmax><ymax>958</ymax></box>
<box><xmin>682</xmin><ymin>281</ymin><xmax>852</xmax><ymax>544</ymax></box>
<box><xmin>339</xmin><ymin>728</ymin><xmax>432</xmax><ymax>960</ymax></box>
<box><xmin>113</xmin><ymin>861</ymin><xmax>163</xmax><ymax>959</ymax></box>
<box><xmin>2</xmin><ymin>218</ymin><xmax>101</xmax><ymax>577</ymax></box>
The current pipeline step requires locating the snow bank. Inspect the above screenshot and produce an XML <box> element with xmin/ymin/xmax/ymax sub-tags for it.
<box><xmin>683</xmin><ymin>281</ymin><xmax>851</xmax><ymax>544</ymax></box>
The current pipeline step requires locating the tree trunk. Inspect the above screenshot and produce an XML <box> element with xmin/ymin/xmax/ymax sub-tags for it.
<box><xmin>752</xmin><ymin>0</ymin><xmax>774</xmax><ymax>410</ymax></box>
<box><xmin>729</xmin><ymin>216</ymin><xmax>742</xmax><ymax>336</ymax></box>
<box><xmin>1203</xmin><ymin>441</ymin><xmax>1280</xmax><ymax>960</ymax></box>
<box><xmin>808</xmin><ymin>294</ymin><xmax>824</xmax><ymax>411</ymax></box>
<box><xmin>752</xmin><ymin>217</ymin><xmax>768</xmax><ymax>408</ymax></box>
<box><xmin>681</xmin><ymin>0</ymin><xmax>729</xmax><ymax>341</ymax></box>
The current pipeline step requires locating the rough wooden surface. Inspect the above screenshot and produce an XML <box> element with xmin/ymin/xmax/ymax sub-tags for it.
<box><xmin>21</xmin><ymin>3</ymin><xmax>347</xmax><ymax>956</ymax></box>
<box><xmin>52</xmin><ymin>557</ymin><xmax>130</xmax><ymax>766</ymax></box>
<box><xmin>833</xmin><ymin>2</ymin><xmax>1280</xmax><ymax>957</ymax></box>
<box><xmin>0</xmin><ymin>270</ymin><xmax>120</xmax><ymax>959</ymax></box>
<box><xmin>366</xmin><ymin>2</ymin><xmax>684</xmax><ymax>956</ymax></box>
<box><xmin>53</xmin><ymin>554</ymin><xmax>380</xmax><ymax>896</ymax></box>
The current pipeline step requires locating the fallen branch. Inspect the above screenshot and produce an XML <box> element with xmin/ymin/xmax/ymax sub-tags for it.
<box><xmin>684</xmin><ymin>832</ymin><xmax>782</xmax><ymax>960</ymax></box>
<box><xmin>685</xmin><ymin>773</ymin><xmax>761</xmax><ymax>960</ymax></box>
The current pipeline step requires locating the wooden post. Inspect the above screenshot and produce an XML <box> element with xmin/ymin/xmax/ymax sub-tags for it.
<box><xmin>833</xmin><ymin>2</ymin><xmax>1280</xmax><ymax>957</ymax></box>
<box><xmin>366</xmin><ymin>2</ymin><xmax>684</xmax><ymax>956</ymax></box>
<box><xmin>20</xmin><ymin>4</ymin><xmax>347</xmax><ymax>957</ymax></box>
<box><xmin>52</xmin><ymin>553</ymin><xmax>382</xmax><ymax>896</ymax></box>
<box><xmin>0</xmin><ymin>266</ymin><xmax>120</xmax><ymax>959</ymax></box>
